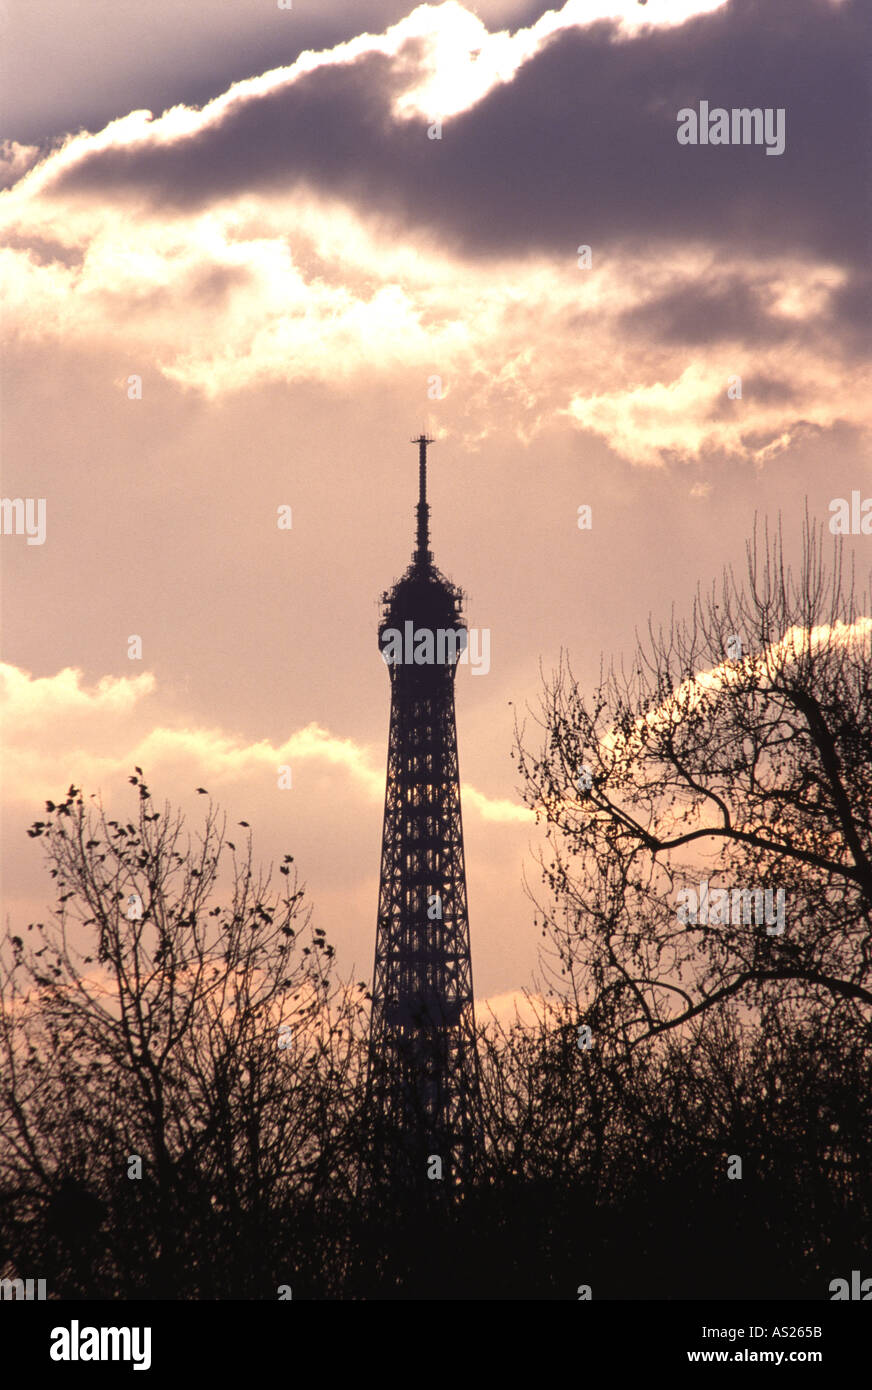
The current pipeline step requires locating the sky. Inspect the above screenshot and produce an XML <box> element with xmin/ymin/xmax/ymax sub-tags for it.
<box><xmin>1</xmin><ymin>0</ymin><xmax>870</xmax><ymax>1007</ymax></box>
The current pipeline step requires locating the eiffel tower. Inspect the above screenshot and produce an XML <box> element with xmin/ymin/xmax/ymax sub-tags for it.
<box><xmin>366</xmin><ymin>435</ymin><xmax>481</xmax><ymax>1190</ymax></box>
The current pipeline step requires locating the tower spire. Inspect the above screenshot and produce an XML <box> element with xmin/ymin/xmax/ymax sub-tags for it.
<box><xmin>412</xmin><ymin>433</ymin><xmax>434</xmax><ymax>566</ymax></box>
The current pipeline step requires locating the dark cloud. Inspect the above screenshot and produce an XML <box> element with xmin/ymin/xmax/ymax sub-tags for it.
<box><xmin>45</xmin><ymin>0</ymin><xmax>869</xmax><ymax>278</ymax></box>
<box><xmin>707</xmin><ymin>374</ymin><xmax>798</xmax><ymax>420</ymax></box>
<box><xmin>0</xmin><ymin>0</ymin><xmax>425</xmax><ymax>145</ymax></box>
<box><xmin>51</xmin><ymin>49</ymin><xmax>410</xmax><ymax>212</ymax></box>
<box><xmin>187</xmin><ymin>264</ymin><xmax>254</xmax><ymax>308</ymax></box>
<box><xmin>825</xmin><ymin>271</ymin><xmax>872</xmax><ymax>358</ymax></box>
<box><xmin>620</xmin><ymin>277</ymin><xmax>794</xmax><ymax>347</ymax></box>
<box><xmin>91</xmin><ymin>262</ymin><xmax>253</xmax><ymax>316</ymax></box>
<box><xmin>742</xmin><ymin>376</ymin><xmax>799</xmax><ymax>405</ymax></box>
<box><xmin>621</xmin><ymin>267</ymin><xmax>872</xmax><ymax>363</ymax></box>
<box><xmin>0</xmin><ymin>230</ymin><xmax>85</xmax><ymax>269</ymax></box>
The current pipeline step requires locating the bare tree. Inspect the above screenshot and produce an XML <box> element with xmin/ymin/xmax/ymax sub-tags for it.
<box><xmin>515</xmin><ymin>515</ymin><xmax>872</xmax><ymax>1051</ymax></box>
<box><xmin>0</xmin><ymin>773</ymin><xmax>366</xmax><ymax>1297</ymax></box>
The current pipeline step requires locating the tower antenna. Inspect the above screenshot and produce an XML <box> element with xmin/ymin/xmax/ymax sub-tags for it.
<box><xmin>411</xmin><ymin>432</ymin><xmax>435</xmax><ymax>566</ymax></box>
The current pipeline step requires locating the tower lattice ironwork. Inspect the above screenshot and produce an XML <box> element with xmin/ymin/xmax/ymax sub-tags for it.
<box><xmin>366</xmin><ymin>435</ymin><xmax>481</xmax><ymax>1188</ymax></box>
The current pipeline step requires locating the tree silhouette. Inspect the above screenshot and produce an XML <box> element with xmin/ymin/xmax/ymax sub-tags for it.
<box><xmin>0</xmin><ymin>775</ymin><xmax>365</xmax><ymax>1298</ymax></box>
<box><xmin>515</xmin><ymin>516</ymin><xmax>872</xmax><ymax>1051</ymax></box>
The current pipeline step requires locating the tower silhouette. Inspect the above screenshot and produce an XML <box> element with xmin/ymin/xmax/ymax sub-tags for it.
<box><xmin>366</xmin><ymin>436</ymin><xmax>481</xmax><ymax>1189</ymax></box>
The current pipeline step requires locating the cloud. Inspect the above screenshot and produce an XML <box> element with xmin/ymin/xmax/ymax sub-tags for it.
<box><xmin>603</xmin><ymin>618</ymin><xmax>872</xmax><ymax>769</ymax></box>
<box><xmin>0</xmin><ymin>662</ymin><xmax>536</xmax><ymax>994</ymax></box>
<box><xmin>476</xmin><ymin>987</ymin><xmax>550</xmax><ymax>1027</ymax></box>
<box><xmin>462</xmin><ymin>784</ymin><xmax>530</xmax><ymax>823</ymax></box>
<box><xmin>1</xmin><ymin>172</ymin><xmax>863</xmax><ymax>463</ymax></box>
<box><xmin>0</xmin><ymin>665</ymin><xmax>524</xmax><ymax>827</ymax></box>
<box><xmin>564</xmin><ymin>352</ymin><xmax>862</xmax><ymax>467</ymax></box>
<box><xmin>0</xmin><ymin>663</ymin><xmax>156</xmax><ymax>732</ymax></box>
<box><xmin>619</xmin><ymin>275</ymin><xmax>796</xmax><ymax>348</ymax></box>
<box><xmin>0</xmin><ymin>0</ymin><xmax>868</xmax><ymax>466</ymax></box>
<box><xmin>0</xmin><ymin>3</ymin><xmax>725</xmax><ymax>237</ymax></box>
<box><xmin>0</xmin><ymin>140</ymin><xmax>42</xmax><ymax>190</ymax></box>
<box><xmin>13</xmin><ymin>0</ymin><xmax>862</xmax><ymax>270</ymax></box>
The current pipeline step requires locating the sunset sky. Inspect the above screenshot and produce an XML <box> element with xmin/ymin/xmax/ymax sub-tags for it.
<box><xmin>1</xmin><ymin>0</ymin><xmax>869</xmax><ymax>1007</ymax></box>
